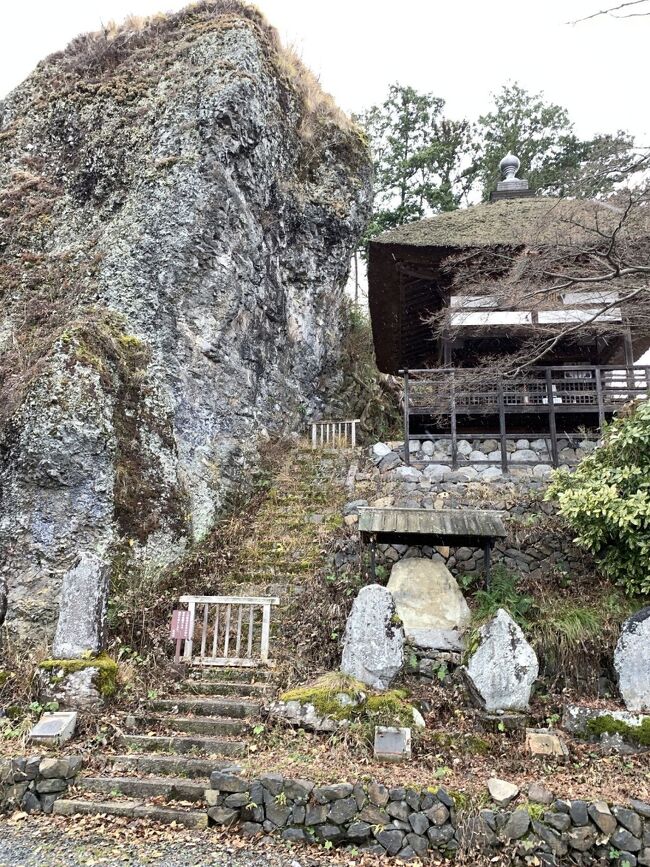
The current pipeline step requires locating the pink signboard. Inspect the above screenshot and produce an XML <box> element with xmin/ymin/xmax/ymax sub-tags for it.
<box><xmin>170</xmin><ymin>609</ymin><xmax>192</xmax><ymax>663</ymax></box>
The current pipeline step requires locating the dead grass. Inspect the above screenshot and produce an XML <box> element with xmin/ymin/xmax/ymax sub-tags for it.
<box><xmin>55</xmin><ymin>0</ymin><xmax>359</xmax><ymax>143</ymax></box>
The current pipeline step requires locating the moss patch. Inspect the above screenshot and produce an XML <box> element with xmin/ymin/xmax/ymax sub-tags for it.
<box><xmin>39</xmin><ymin>653</ymin><xmax>118</xmax><ymax>698</ymax></box>
<box><xmin>585</xmin><ymin>714</ymin><xmax>650</xmax><ymax>747</ymax></box>
<box><xmin>281</xmin><ymin>674</ymin><xmax>413</xmax><ymax>727</ymax></box>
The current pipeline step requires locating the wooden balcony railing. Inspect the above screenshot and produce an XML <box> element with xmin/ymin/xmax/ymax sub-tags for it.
<box><xmin>401</xmin><ymin>365</ymin><xmax>649</xmax><ymax>469</ymax></box>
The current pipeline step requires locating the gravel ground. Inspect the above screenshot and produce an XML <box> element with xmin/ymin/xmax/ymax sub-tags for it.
<box><xmin>0</xmin><ymin>817</ymin><xmax>347</xmax><ymax>867</ymax></box>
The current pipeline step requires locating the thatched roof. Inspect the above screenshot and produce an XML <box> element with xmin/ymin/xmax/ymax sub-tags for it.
<box><xmin>368</xmin><ymin>196</ymin><xmax>650</xmax><ymax>374</ymax></box>
<box><xmin>371</xmin><ymin>197</ymin><xmax>632</xmax><ymax>249</ymax></box>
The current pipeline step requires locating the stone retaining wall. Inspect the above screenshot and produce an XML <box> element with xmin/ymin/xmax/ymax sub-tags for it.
<box><xmin>207</xmin><ymin>769</ymin><xmax>650</xmax><ymax>865</ymax></box>
<box><xmin>0</xmin><ymin>755</ymin><xmax>82</xmax><ymax>814</ymax></box>
<box><xmin>353</xmin><ymin>442</ymin><xmax>593</xmax><ymax>583</ymax></box>
<box><xmin>389</xmin><ymin>436</ymin><xmax>598</xmax><ymax>480</ymax></box>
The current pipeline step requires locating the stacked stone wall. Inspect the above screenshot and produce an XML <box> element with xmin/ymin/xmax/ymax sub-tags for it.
<box><xmin>206</xmin><ymin>768</ymin><xmax>650</xmax><ymax>865</ymax></box>
<box><xmin>0</xmin><ymin>755</ymin><xmax>82</xmax><ymax>814</ymax></box>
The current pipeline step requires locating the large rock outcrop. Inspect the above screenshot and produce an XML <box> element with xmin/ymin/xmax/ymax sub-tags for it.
<box><xmin>0</xmin><ymin>2</ymin><xmax>371</xmax><ymax>641</ymax></box>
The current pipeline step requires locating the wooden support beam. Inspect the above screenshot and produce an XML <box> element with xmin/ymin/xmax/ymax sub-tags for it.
<box><xmin>403</xmin><ymin>371</ymin><xmax>410</xmax><ymax>466</ymax></box>
<box><xmin>483</xmin><ymin>542</ymin><xmax>492</xmax><ymax>590</ymax></box>
<box><xmin>595</xmin><ymin>366</ymin><xmax>605</xmax><ymax>429</ymax></box>
<box><xmin>450</xmin><ymin>370</ymin><xmax>458</xmax><ymax>470</ymax></box>
<box><xmin>497</xmin><ymin>379</ymin><xmax>507</xmax><ymax>473</ymax></box>
<box><xmin>546</xmin><ymin>368</ymin><xmax>559</xmax><ymax>468</ymax></box>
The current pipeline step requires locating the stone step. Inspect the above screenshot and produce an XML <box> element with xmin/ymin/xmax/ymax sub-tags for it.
<box><xmin>119</xmin><ymin>733</ymin><xmax>246</xmax><ymax>757</ymax></box>
<box><xmin>53</xmin><ymin>798</ymin><xmax>208</xmax><ymax>829</ymax></box>
<box><xmin>149</xmin><ymin>698</ymin><xmax>260</xmax><ymax>719</ymax></box>
<box><xmin>134</xmin><ymin>715</ymin><xmax>248</xmax><ymax>736</ymax></box>
<box><xmin>179</xmin><ymin>680</ymin><xmax>272</xmax><ymax>697</ymax></box>
<box><xmin>109</xmin><ymin>754</ymin><xmax>232</xmax><ymax>778</ymax></box>
<box><xmin>186</xmin><ymin>667</ymin><xmax>272</xmax><ymax>683</ymax></box>
<box><xmin>77</xmin><ymin>775</ymin><xmax>207</xmax><ymax>803</ymax></box>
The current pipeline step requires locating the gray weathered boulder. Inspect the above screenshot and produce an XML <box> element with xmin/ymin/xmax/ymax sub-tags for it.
<box><xmin>341</xmin><ymin>585</ymin><xmax>404</xmax><ymax>690</ymax></box>
<box><xmin>387</xmin><ymin>559</ymin><xmax>470</xmax><ymax>651</ymax></box>
<box><xmin>614</xmin><ymin>606</ymin><xmax>650</xmax><ymax>712</ymax></box>
<box><xmin>268</xmin><ymin>700</ymin><xmax>340</xmax><ymax>732</ymax></box>
<box><xmin>0</xmin><ymin>4</ymin><xmax>371</xmax><ymax>643</ymax></box>
<box><xmin>52</xmin><ymin>554</ymin><xmax>109</xmax><ymax>659</ymax></box>
<box><xmin>463</xmin><ymin>608</ymin><xmax>538</xmax><ymax>711</ymax></box>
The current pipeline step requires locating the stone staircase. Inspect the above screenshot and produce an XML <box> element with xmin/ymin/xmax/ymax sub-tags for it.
<box><xmin>51</xmin><ymin>446</ymin><xmax>354</xmax><ymax>829</ymax></box>
<box><xmin>53</xmin><ymin>667</ymin><xmax>271</xmax><ymax>829</ymax></box>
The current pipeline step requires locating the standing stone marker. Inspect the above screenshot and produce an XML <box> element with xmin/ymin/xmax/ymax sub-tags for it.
<box><xmin>374</xmin><ymin>726</ymin><xmax>412</xmax><ymax>762</ymax></box>
<box><xmin>340</xmin><ymin>584</ymin><xmax>404</xmax><ymax>690</ymax></box>
<box><xmin>462</xmin><ymin>608</ymin><xmax>538</xmax><ymax>712</ymax></box>
<box><xmin>614</xmin><ymin>606</ymin><xmax>650</xmax><ymax>712</ymax></box>
<box><xmin>52</xmin><ymin>553</ymin><xmax>109</xmax><ymax>659</ymax></box>
<box><xmin>387</xmin><ymin>558</ymin><xmax>470</xmax><ymax>651</ymax></box>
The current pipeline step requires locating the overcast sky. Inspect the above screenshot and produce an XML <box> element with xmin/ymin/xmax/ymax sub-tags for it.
<box><xmin>1</xmin><ymin>0</ymin><xmax>649</xmax><ymax>144</ymax></box>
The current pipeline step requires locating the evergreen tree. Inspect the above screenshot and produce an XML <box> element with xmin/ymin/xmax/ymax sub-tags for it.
<box><xmin>474</xmin><ymin>82</ymin><xmax>636</xmax><ymax>199</ymax></box>
<box><xmin>357</xmin><ymin>84</ymin><xmax>473</xmax><ymax>242</ymax></box>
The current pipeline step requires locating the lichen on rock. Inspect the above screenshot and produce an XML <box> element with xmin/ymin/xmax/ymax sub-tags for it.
<box><xmin>0</xmin><ymin>1</ymin><xmax>371</xmax><ymax>643</ymax></box>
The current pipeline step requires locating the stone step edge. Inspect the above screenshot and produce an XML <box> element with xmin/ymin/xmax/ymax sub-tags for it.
<box><xmin>52</xmin><ymin>798</ymin><xmax>208</xmax><ymax>830</ymax></box>
<box><xmin>119</xmin><ymin>734</ymin><xmax>246</xmax><ymax>756</ymax></box>
<box><xmin>77</xmin><ymin>774</ymin><xmax>208</xmax><ymax>799</ymax></box>
<box><xmin>148</xmin><ymin>699</ymin><xmax>261</xmax><ymax>719</ymax></box>
<box><xmin>107</xmin><ymin>754</ymin><xmax>235</xmax><ymax>777</ymax></box>
<box><xmin>179</xmin><ymin>680</ymin><xmax>273</xmax><ymax>692</ymax></box>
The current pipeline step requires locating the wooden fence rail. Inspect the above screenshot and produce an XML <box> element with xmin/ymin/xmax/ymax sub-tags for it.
<box><xmin>178</xmin><ymin>595</ymin><xmax>280</xmax><ymax>667</ymax></box>
<box><xmin>311</xmin><ymin>419</ymin><xmax>359</xmax><ymax>449</ymax></box>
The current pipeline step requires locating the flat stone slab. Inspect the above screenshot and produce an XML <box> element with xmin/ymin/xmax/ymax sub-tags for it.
<box><xmin>562</xmin><ymin>703</ymin><xmax>649</xmax><ymax>751</ymax></box>
<box><xmin>28</xmin><ymin>712</ymin><xmax>77</xmax><ymax>745</ymax></box>
<box><xmin>52</xmin><ymin>798</ymin><xmax>208</xmax><ymax>829</ymax></box>
<box><xmin>525</xmin><ymin>728</ymin><xmax>569</xmax><ymax>758</ymax></box>
<box><xmin>374</xmin><ymin>726</ymin><xmax>411</xmax><ymax>762</ymax></box>
<box><xmin>405</xmin><ymin>628</ymin><xmax>465</xmax><ymax>652</ymax></box>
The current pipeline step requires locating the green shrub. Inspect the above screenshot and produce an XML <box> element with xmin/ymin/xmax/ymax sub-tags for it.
<box><xmin>546</xmin><ymin>400</ymin><xmax>650</xmax><ymax>595</ymax></box>
<box><xmin>471</xmin><ymin>566</ymin><xmax>535</xmax><ymax>628</ymax></box>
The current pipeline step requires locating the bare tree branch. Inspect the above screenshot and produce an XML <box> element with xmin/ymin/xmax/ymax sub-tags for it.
<box><xmin>569</xmin><ymin>0</ymin><xmax>650</xmax><ymax>23</ymax></box>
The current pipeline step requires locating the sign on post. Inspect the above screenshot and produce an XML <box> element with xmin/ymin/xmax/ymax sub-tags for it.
<box><xmin>170</xmin><ymin>609</ymin><xmax>192</xmax><ymax>664</ymax></box>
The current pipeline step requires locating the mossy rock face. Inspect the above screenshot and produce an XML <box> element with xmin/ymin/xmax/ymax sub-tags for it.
<box><xmin>39</xmin><ymin>653</ymin><xmax>118</xmax><ymax>707</ymax></box>
<box><xmin>279</xmin><ymin>674</ymin><xmax>414</xmax><ymax>728</ymax></box>
<box><xmin>585</xmin><ymin>714</ymin><xmax>650</xmax><ymax>747</ymax></box>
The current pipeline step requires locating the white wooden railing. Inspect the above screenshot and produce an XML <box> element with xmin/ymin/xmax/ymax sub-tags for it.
<box><xmin>178</xmin><ymin>595</ymin><xmax>279</xmax><ymax>667</ymax></box>
<box><xmin>311</xmin><ymin>419</ymin><xmax>359</xmax><ymax>450</ymax></box>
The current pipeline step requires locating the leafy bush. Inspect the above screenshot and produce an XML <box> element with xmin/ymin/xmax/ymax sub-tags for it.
<box><xmin>546</xmin><ymin>401</ymin><xmax>650</xmax><ymax>595</ymax></box>
<box><xmin>471</xmin><ymin>566</ymin><xmax>535</xmax><ymax>628</ymax></box>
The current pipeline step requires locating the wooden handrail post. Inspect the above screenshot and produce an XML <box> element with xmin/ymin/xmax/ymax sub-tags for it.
<box><xmin>450</xmin><ymin>370</ymin><xmax>458</xmax><ymax>470</ymax></box>
<box><xmin>403</xmin><ymin>371</ymin><xmax>410</xmax><ymax>466</ymax></box>
<box><xmin>260</xmin><ymin>603</ymin><xmax>271</xmax><ymax>663</ymax></box>
<box><xmin>595</xmin><ymin>367</ymin><xmax>605</xmax><ymax>429</ymax></box>
<box><xmin>497</xmin><ymin>379</ymin><xmax>507</xmax><ymax>473</ymax></box>
<box><xmin>546</xmin><ymin>368</ymin><xmax>559</xmax><ymax>468</ymax></box>
<box><xmin>183</xmin><ymin>600</ymin><xmax>196</xmax><ymax>662</ymax></box>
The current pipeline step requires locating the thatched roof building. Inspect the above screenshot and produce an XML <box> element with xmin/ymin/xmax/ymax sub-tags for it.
<box><xmin>368</xmin><ymin>172</ymin><xmax>649</xmax><ymax>375</ymax></box>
